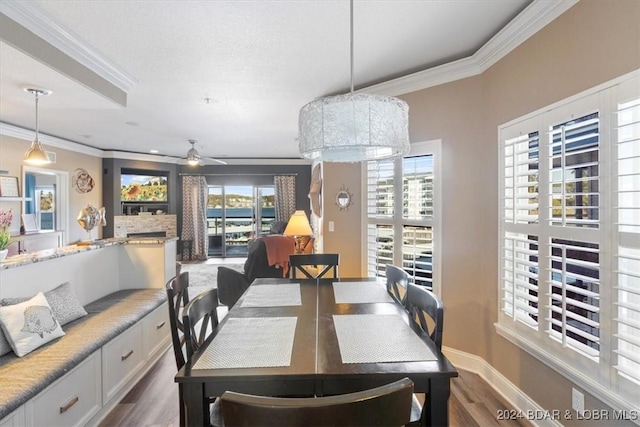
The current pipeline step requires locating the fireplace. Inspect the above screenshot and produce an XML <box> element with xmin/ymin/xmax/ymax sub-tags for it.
<box><xmin>127</xmin><ymin>231</ymin><xmax>167</xmax><ymax>238</ymax></box>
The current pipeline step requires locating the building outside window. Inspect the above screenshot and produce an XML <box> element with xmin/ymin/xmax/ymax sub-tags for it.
<box><xmin>366</xmin><ymin>140</ymin><xmax>441</xmax><ymax>293</ymax></box>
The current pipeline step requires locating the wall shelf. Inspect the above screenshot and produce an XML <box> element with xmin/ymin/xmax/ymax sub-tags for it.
<box><xmin>0</xmin><ymin>197</ymin><xmax>32</xmax><ymax>202</ymax></box>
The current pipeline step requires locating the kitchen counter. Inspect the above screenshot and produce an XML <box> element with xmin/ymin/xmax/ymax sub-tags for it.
<box><xmin>0</xmin><ymin>237</ymin><xmax>178</xmax><ymax>271</ymax></box>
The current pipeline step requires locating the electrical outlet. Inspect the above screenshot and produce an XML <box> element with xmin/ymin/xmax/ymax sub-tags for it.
<box><xmin>572</xmin><ymin>388</ymin><xmax>584</xmax><ymax>412</ymax></box>
<box><xmin>329</xmin><ymin>221</ymin><xmax>335</xmax><ymax>232</ymax></box>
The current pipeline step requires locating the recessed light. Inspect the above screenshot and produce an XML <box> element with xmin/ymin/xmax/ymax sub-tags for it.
<box><xmin>125</xmin><ymin>121</ymin><xmax>139</xmax><ymax>126</ymax></box>
<box><xmin>149</xmin><ymin>149</ymin><xmax>159</xmax><ymax>154</ymax></box>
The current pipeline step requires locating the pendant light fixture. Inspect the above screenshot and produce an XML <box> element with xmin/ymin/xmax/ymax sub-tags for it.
<box><xmin>298</xmin><ymin>0</ymin><xmax>410</xmax><ymax>162</ymax></box>
<box><xmin>23</xmin><ymin>88</ymin><xmax>52</xmax><ymax>165</ymax></box>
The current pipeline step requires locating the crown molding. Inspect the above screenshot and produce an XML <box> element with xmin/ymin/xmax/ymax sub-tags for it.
<box><xmin>0</xmin><ymin>1</ymin><xmax>137</xmax><ymax>92</ymax></box>
<box><xmin>362</xmin><ymin>0</ymin><xmax>580</xmax><ymax>96</ymax></box>
<box><xmin>2</xmin><ymin>122</ymin><xmax>311</xmax><ymax>164</ymax></box>
<box><xmin>0</xmin><ymin>122</ymin><xmax>103</xmax><ymax>157</ymax></box>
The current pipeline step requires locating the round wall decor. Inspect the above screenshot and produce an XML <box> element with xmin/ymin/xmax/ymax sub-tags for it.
<box><xmin>72</xmin><ymin>168</ymin><xmax>95</xmax><ymax>193</ymax></box>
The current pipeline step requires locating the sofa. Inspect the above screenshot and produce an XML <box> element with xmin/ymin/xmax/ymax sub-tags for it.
<box><xmin>218</xmin><ymin>234</ymin><xmax>312</xmax><ymax>308</ymax></box>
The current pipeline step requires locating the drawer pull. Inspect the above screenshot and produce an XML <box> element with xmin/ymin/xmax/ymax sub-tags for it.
<box><xmin>121</xmin><ymin>350</ymin><xmax>134</xmax><ymax>361</ymax></box>
<box><xmin>156</xmin><ymin>321</ymin><xmax>166</xmax><ymax>329</ymax></box>
<box><xmin>60</xmin><ymin>396</ymin><xmax>79</xmax><ymax>414</ymax></box>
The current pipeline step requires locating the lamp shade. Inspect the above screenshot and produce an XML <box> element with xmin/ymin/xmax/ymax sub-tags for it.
<box><xmin>23</xmin><ymin>140</ymin><xmax>49</xmax><ymax>165</ymax></box>
<box><xmin>298</xmin><ymin>87</ymin><xmax>409</xmax><ymax>163</ymax></box>
<box><xmin>284</xmin><ymin>210</ymin><xmax>313</xmax><ymax>236</ymax></box>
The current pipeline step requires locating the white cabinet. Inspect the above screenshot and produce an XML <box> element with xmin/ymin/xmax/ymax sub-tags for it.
<box><xmin>25</xmin><ymin>351</ymin><xmax>101</xmax><ymax>427</ymax></box>
<box><xmin>143</xmin><ymin>302</ymin><xmax>170</xmax><ymax>358</ymax></box>
<box><xmin>0</xmin><ymin>408</ymin><xmax>24</xmax><ymax>427</ymax></box>
<box><xmin>101</xmin><ymin>323</ymin><xmax>144</xmax><ymax>404</ymax></box>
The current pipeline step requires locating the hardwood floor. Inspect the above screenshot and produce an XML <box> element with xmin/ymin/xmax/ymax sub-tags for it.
<box><xmin>100</xmin><ymin>348</ymin><xmax>531</xmax><ymax>427</ymax></box>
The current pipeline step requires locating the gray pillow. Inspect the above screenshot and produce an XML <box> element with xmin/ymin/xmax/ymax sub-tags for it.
<box><xmin>1</xmin><ymin>282</ymin><xmax>88</xmax><ymax>326</ymax></box>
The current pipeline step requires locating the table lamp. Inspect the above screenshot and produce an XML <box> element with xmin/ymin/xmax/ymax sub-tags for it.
<box><xmin>284</xmin><ymin>210</ymin><xmax>313</xmax><ymax>254</ymax></box>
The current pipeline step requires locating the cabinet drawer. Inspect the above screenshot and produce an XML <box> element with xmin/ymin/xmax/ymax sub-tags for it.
<box><xmin>102</xmin><ymin>322</ymin><xmax>144</xmax><ymax>404</ymax></box>
<box><xmin>27</xmin><ymin>350</ymin><xmax>101</xmax><ymax>427</ymax></box>
<box><xmin>143</xmin><ymin>302</ymin><xmax>170</xmax><ymax>358</ymax></box>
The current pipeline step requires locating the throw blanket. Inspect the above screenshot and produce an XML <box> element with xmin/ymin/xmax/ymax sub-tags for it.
<box><xmin>262</xmin><ymin>236</ymin><xmax>295</xmax><ymax>277</ymax></box>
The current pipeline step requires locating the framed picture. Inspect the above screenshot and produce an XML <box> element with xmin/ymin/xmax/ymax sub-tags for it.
<box><xmin>0</xmin><ymin>176</ymin><xmax>20</xmax><ymax>197</ymax></box>
<box><xmin>22</xmin><ymin>214</ymin><xmax>38</xmax><ymax>232</ymax></box>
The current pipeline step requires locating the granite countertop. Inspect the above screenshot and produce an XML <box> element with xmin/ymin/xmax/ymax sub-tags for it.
<box><xmin>0</xmin><ymin>237</ymin><xmax>178</xmax><ymax>270</ymax></box>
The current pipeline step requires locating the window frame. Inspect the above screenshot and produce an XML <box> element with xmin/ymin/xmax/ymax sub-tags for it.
<box><xmin>362</xmin><ymin>140</ymin><xmax>442</xmax><ymax>295</ymax></box>
<box><xmin>497</xmin><ymin>69</ymin><xmax>640</xmax><ymax>415</ymax></box>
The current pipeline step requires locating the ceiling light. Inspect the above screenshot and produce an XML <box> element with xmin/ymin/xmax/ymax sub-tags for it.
<box><xmin>23</xmin><ymin>88</ymin><xmax>52</xmax><ymax>165</ymax></box>
<box><xmin>298</xmin><ymin>0</ymin><xmax>409</xmax><ymax>163</ymax></box>
<box><xmin>186</xmin><ymin>139</ymin><xmax>201</xmax><ymax>166</ymax></box>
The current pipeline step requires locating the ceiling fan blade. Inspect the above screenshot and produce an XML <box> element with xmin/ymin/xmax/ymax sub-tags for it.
<box><xmin>202</xmin><ymin>156</ymin><xmax>228</xmax><ymax>165</ymax></box>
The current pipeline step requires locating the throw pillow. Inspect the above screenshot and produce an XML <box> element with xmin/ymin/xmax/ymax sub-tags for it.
<box><xmin>0</xmin><ymin>292</ymin><xmax>65</xmax><ymax>357</ymax></box>
<box><xmin>0</xmin><ymin>329</ymin><xmax>11</xmax><ymax>356</ymax></box>
<box><xmin>1</xmin><ymin>282</ymin><xmax>87</xmax><ymax>326</ymax></box>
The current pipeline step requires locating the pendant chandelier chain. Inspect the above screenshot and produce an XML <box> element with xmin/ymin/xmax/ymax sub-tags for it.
<box><xmin>350</xmin><ymin>0</ymin><xmax>354</xmax><ymax>95</ymax></box>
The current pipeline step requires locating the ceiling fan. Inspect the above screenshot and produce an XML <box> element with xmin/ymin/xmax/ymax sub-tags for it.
<box><xmin>185</xmin><ymin>139</ymin><xmax>227</xmax><ymax>166</ymax></box>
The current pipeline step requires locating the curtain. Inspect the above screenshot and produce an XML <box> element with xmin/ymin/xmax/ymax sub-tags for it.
<box><xmin>181</xmin><ymin>175</ymin><xmax>208</xmax><ymax>260</ymax></box>
<box><xmin>274</xmin><ymin>175</ymin><xmax>296</xmax><ymax>222</ymax></box>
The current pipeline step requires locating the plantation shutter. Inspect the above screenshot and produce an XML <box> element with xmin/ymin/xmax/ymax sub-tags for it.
<box><xmin>613</xmin><ymin>79</ymin><xmax>640</xmax><ymax>396</ymax></box>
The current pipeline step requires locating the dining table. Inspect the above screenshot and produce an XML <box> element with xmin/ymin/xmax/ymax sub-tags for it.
<box><xmin>175</xmin><ymin>277</ymin><xmax>458</xmax><ymax>426</ymax></box>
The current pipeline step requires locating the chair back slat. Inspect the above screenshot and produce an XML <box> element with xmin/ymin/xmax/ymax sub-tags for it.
<box><xmin>165</xmin><ymin>271</ymin><xmax>190</xmax><ymax>370</ymax></box>
<box><xmin>183</xmin><ymin>288</ymin><xmax>220</xmax><ymax>360</ymax></box>
<box><xmin>385</xmin><ymin>264</ymin><xmax>409</xmax><ymax>305</ymax></box>
<box><xmin>405</xmin><ymin>283</ymin><xmax>444</xmax><ymax>350</ymax></box>
<box><xmin>221</xmin><ymin>377</ymin><xmax>414</xmax><ymax>427</ymax></box>
<box><xmin>289</xmin><ymin>253</ymin><xmax>339</xmax><ymax>279</ymax></box>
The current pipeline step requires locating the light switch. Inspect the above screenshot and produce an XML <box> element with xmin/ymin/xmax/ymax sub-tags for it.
<box><xmin>329</xmin><ymin>221</ymin><xmax>335</xmax><ymax>232</ymax></box>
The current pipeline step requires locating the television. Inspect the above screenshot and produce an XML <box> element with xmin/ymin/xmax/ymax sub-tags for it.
<box><xmin>120</xmin><ymin>173</ymin><xmax>168</xmax><ymax>202</ymax></box>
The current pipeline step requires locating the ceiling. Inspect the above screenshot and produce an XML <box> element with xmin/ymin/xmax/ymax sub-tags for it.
<box><xmin>0</xmin><ymin>0</ymin><xmax>568</xmax><ymax>164</ymax></box>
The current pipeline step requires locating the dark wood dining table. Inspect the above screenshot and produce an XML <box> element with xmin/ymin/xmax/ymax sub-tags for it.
<box><xmin>175</xmin><ymin>277</ymin><xmax>458</xmax><ymax>426</ymax></box>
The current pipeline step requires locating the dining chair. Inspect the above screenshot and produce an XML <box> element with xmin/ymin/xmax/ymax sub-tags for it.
<box><xmin>289</xmin><ymin>253</ymin><xmax>339</xmax><ymax>279</ymax></box>
<box><xmin>385</xmin><ymin>264</ymin><xmax>409</xmax><ymax>305</ymax></box>
<box><xmin>182</xmin><ymin>287</ymin><xmax>224</xmax><ymax>426</ymax></box>
<box><xmin>182</xmin><ymin>287</ymin><xmax>220</xmax><ymax>360</ymax></box>
<box><xmin>405</xmin><ymin>283</ymin><xmax>444</xmax><ymax>350</ymax></box>
<box><xmin>220</xmin><ymin>377</ymin><xmax>414</xmax><ymax>427</ymax></box>
<box><xmin>404</xmin><ymin>283</ymin><xmax>445</xmax><ymax>426</ymax></box>
<box><xmin>217</xmin><ymin>266</ymin><xmax>251</xmax><ymax>310</ymax></box>
<box><xmin>165</xmin><ymin>271</ymin><xmax>190</xmax><ymax>426</ymax></box>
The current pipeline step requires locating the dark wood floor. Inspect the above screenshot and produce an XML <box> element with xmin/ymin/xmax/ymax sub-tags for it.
<box><xmin>99</xmin><ymin>348</ymin><xmax>531</xmax><ymax>427</ymax></box>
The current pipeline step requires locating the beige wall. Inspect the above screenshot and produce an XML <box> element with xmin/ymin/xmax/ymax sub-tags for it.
<box><xmin>0</xmin><ymin>135</ymin><xmax>102</xmax><ymax>244</ymax></box>
<box><xmin>329</xmin><ymin>0</ymin><xmax>640</xmax><ymax>423</ymax></box>
<box><xmin>321</xmin><ymin>162</ymin><xmax>363</xmax><ymax>277</ymax></box>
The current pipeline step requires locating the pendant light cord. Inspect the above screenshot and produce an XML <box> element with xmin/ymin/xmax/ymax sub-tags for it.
<box><xmin>34</xmin><ymin>91</ymin><xmax>39</xmax><ymax>140</ymax></box>
<box><xmin>350</xmin><ymin>0</ymin><xmax>354</xmax><ymax>95</ymax></box>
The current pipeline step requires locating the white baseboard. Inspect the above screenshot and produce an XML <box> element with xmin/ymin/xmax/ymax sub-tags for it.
<box><xmin>443</xmin><ymin>346</ymin><xmax>563</xmax><ymax>427</ymax></box>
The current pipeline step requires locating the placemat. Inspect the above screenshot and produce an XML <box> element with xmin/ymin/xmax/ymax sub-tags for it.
<box><xmin>240</xmin><ymin>284</ymin><xmax>301</xmax><ymax>307</ymax></box>
<box><xmin>333</xmin><ymin>314</ymin><xmax>436</xmax><ymax>364</ymax></box>
<box><xmin>332</xmin><ymin>281</ymin><xmax>394</xmax><ymax>304</ymax></box>
<box><xmin>193</xmin><ymin>317</ymin><xmax>298</xmax><ymax>369</ymax></box>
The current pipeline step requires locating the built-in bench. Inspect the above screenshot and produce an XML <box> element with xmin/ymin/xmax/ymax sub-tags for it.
<box><xmin>0</xmin><ymin>288</ymin><xmax>169</xmax><ymax>426</ymax></box>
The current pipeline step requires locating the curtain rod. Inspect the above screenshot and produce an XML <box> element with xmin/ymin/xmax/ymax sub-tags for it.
<box><xmin>179</xmin><ymin>173</ymin><xmax>298</xmax><ymax>176</ymax></box>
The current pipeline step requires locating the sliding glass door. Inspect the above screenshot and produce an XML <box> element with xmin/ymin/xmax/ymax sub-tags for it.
<box><xmin>207</xmin><ymin>185</ymin><xmax>274</xmax><ymax>257</ymax></box>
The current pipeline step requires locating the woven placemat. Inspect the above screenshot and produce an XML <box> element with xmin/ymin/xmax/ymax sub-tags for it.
<box><xmin>333</xmin><ymin>314</ymin><xmax>436</xmax><ymax>364</ymax></box>
<box><xmin>332</xmin><ymin>281</ymin><xmax>394</xmax><ymax>304</ymax></box>
<box><xmin>240</xmin><ymin>284</ymin><xmax>301</xmax><ymax>307</ymax></box>
<box><xmin>193</xmin><ymin>317</ymin><xmax>298</xmax><ymax>369</ymax></box>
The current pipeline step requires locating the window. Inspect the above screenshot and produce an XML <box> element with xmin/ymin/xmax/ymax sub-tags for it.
<box><xmin>498</xmin><ymin>72</ymin><xmax>640</xmax><ymax>412</ymax></box>
<box><xmin>366</xmin><ymin>141</ymin><xmax>441</xmax><ymax>292</ymax></box>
